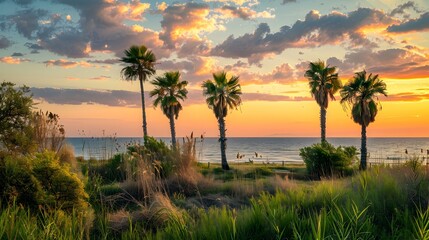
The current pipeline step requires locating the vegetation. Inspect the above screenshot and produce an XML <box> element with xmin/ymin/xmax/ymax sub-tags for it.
<box><xmin>202</xmin><ymin>71</ymin><xmax>242</xmax><ymax>170</ymax></box>
<box><xmin>0</xmin><ymin>150</ymin><xmax>88</xmax><ymax>212</ymax></box>
<box><xmin>2</xmin><ymin>157</ymin><xmax>428</xmax><ymax>239</ymax></box>
<box><xmin>120</xmin><ymin>45</ymin><xmax>156</xmax><ymax>138</ymax></box>
<box><xmin>0</xmin><ymin>81</ymin><xmax>34</xmax><ymax>153</ymax></box>
<box><xmin>32</xmin><ymin>110</ymin><xmax>66</xmax><ymax>153</ymax></box>
<box><xmin>150</xmin><ymin>71</ymin><xmax>188</xmax><ymax>148</ymax></box>
<box><xmin>304</xmin><ymin>60</ymin><xmax>341</xmax><ymax>143</ymax></box>
<box><xmin>299</xmin><ymin>142</ymin><xmax>357</xmax><ymax>179</ymax></box>
<box><xmin>340</xmin><ymin>70</ymin><xmax>387</xmax><ymax>170</ymax></box>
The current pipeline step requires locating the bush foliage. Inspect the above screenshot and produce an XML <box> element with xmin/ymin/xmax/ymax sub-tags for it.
<box><xmin>0</xmin><ymin>151</ymin><xmax>88</xmax><ymax>212</ymax></box>
<box><xmin>300</xmin><ymin>142</ymin><xmax>357</xmax><ymax>178</ymax></box>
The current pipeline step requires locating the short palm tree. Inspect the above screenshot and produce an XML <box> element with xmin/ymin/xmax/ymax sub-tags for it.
<box><xmin>304</xmin><ymin>60</ymin><xmax>341</xmax><ymax>143</ymax></box>
<box><xmin>340</xmin><ymin>70</ymin><xmax>387</xmax><ymax>170</ymax></box>
<box><xmin>150</xmin><ymin>71</ymin><xmax>188</xmax><ymax>148</ymax></box>
<box><xmin>202</xmin><ymin>71</ymin><xmax>242</xmax><ymax>170</ymax></box>
<box><xmin>120</xmin><ymin>45</ymin><xmax>156</xmax><ymax>138</ymax></box>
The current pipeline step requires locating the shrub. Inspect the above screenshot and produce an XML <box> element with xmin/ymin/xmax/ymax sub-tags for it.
<box><xmin>403</xmin><ymin>155</ymin><xmax>423</xmax><ymax>174</ymax></box>
<box><xmin>87</xmin><ymin>154</ymin><xmax>127</xmax><ymax>184</ymax></box>
<box><xmin>57</xmin><ymin>143</ymin><xmax>77</xmax><ymax>169</ymax></box>
<box><xmin>0</xmin><ymin>151</ymin><xmax>88</xmax><ymax>212</ymax></box>
<box><xmin>300</xmin><ymin>142</ymin><xmax>357</xmax><ymax>178</ymax></box>
<box><xmin>0</xmin><ymin>152</ymin><xmax>42</xmax><ymax>208</ymax></box>
<box><xmin>32</xmin><ymin>151</ymin><xmax>89</xmax><ymax>212</ymax></box>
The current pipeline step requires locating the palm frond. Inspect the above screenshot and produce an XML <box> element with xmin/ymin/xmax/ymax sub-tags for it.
<box><xmin>150</xmin><ymin>71</ymin><xmax>188</xmax><ymax>119</ymax></box>
<box><xmin>340</xmin><ymin>70</ymin><xmax>387</xmax><ymax>127</ymax></box>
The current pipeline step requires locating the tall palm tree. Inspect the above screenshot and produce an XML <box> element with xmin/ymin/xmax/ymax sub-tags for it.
<box><xmin>340</xmin><ymin>70</ymin><xmax>387</xmax><ymax>170</ymax></box>
<box><xmin>120</xmin><ymin>45</ymin><xmax>156</xmax><ymax>138</ymax></box>
<box><xmin>150</xmin><ymin>71</ymin><xmax>188</xmax><ymax>148</ymax></box>
<box><xmin>202</xmin><ymin>71</ymin><xmax>242</xmax><ymax>170</ymax></box>
<box><xmin>304</xmin><ymin>60</ymin><xmax>341</xmax><ymax>143</ymax></box>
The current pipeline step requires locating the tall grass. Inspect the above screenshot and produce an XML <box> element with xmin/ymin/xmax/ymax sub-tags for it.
<box><xmin>0</xmin><ymin>201</ymin><xmax>93</xmax><ymax>239</ymax></box>
<box><xmin>3</xmin><ymin>145</ymin><xmax>429</xmax><ymax>239</ymax></box>
<box><xmin>145</xmin><ymin>165</ymin><xmax>429</xmax><ymax>240</ymax></box>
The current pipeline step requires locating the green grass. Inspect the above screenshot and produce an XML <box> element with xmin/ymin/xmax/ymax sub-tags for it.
<box><xmin>2</xmin><ymin>163</ymin><xmax>429</xmax><ymax>239</ymax></box>
<box><xmin>145</xmin><ymin>166</ymin><xmax>429</xmax><ymax>240</ymax></box>
<box><xmin>0</xmin><ymin>201</ymin><xmax>92</xmax><ymax>240</ymax></box>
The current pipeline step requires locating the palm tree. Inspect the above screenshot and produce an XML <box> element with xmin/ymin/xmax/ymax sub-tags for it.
<box><xmin>202</xmin><ymin>71</ymin><xmax>242</xmax><ymax>170</ymax></box>
<box><xmin>120</xmin><ymin>45</ymin><xmax>156</xmax><ymax>138</ymax></box>
<box><xmin>150</xmin><ymin>71</ymin><xmax>188</xmax><ymax>148</ymax></box>
<box><xmin>304</xmin><ymin>60</ymin><xmax>341</xmax><ymax>143</ymax></box>
<box><xmin>340</xmin><ymin>70</ymin><xmax>387</xmax><ymax>170</ymax></box>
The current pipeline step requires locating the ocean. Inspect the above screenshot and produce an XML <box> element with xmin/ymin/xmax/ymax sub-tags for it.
<box><xmin>66</xmin><ymin>137</ymin><xmax>429</xmax><ymax>164</ymax></box>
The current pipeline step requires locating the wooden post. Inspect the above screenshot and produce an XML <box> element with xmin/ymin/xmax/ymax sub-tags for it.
<box><xmin>282</xmin><ymin>161</ymin><xmax>284</xmax><ymax>166</ymax></box>
<box><xmin>208</xmin><ymin>162</ymin><xmax>210</xmax><ymax>169</ymax></box>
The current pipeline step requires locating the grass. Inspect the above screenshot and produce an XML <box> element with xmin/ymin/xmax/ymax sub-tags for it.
<box><xmin>145</xmin><ymin>166</ymin><xmax>429</xmax><ymax>240</ymax></box>
<box><xmin>0</xmin><ymin>201</ymin><xmax>93</xmax><ymax>240</ymax></box>
<box><xmin>2</xmin><ymin>148</ymin><xmax>429</xmax><ymax>239</ymax></box>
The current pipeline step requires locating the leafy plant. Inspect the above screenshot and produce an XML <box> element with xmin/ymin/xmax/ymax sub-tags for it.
<box><xmin>300</xmin><ymin>142</ymin><xmax>357</xmax><ymax>178</ymax></box>
<box><xmin>0</xmin><ymin>151</ymin><xmax>88</xmax><ymax>212</ymax></box>
<box><xmin>0</xmin><ymin>81</ymin><xmax>35</xmax><ymax>154</ymax></box>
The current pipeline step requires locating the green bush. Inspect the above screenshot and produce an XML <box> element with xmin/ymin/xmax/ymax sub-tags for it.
<box><xmin>86</xmin><ymin>154</ymin><xmax>127</xmax><ymax>184</ymax></box>
<box><xmin>0</xmin><ymin>152</ymin><xmax>43</xmax><ymax>208</ymax></box>
<box><xmin>32</xmin><ymin>151</ymin><xmax>89</xmax><ymax>211</ymax></box>
<box><xmin>125</xmin><ymin>137</ymin><xmax>175</xmax><ymax>177</ymax></box>
<box><xmin>0</xmin><ymin>151</ymin><xmax>88</xmax><ymax>212</ymax></box>
<box><xmin>300</xmin><ymin>142</ymin><xmax>357</xmax><ymax>178</ymax></box>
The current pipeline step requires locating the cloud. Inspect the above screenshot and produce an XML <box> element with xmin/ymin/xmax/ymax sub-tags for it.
<box><xmin>368</xmin><ymin>63</ymin><xmax>429</xmax><ymax>79</ymax></box>
<box><xmin>160</xmin><ymin>56</ymin><xmax>299</xmax><ymax>86</ymax></box>
<box><xmin>31</xmin><ymin>88</ymin><xmax>142</xmax><ymax>107</ymax></box>
<box><xmin>39</xmin><ymin>30</ymin><xmax>90</xmax><ymax>58</ymax></box>
<box><xmin>31</xmin><ymin>87</ymin><xmax>315</xmax><ymax>109</ymax></box>
<box><xmin>0</xmin><ymin>36</ymin><xmax>11</xmax><ymax>49</ymax></box>
<box><xmin>158</xmin><ymin>56</ymin><xmax>223</xmax><ymax>84</ymax></box>
<box><xmin>11</xmin><ymin>9</ymin><xmax>48</xmax><ymax>39</ymax></box>
<box><xmin>281</xmin><ymin>0</ymin><xmax>296</xmax><ymax>4</ymax></box>
<box><xmin>390</xmin><ymin>1</ymin><xmax>422</xmax><ymax>17</ymax></box>
<box><xmin>157</xmin><ymin>2</ymin><xmax>168</xmax><ymax>12</ymax></box>
<box><xmin>10</xmin><ymin>0</ymin><xmax>168</xmax><ymax>59</ymax></box>
<box><xmin>212</xmin><ymin>8</ymin><xmax>395</xmax><ymax>63</ymax></box>
<box><xmin>90</xmin><ymin>75</ymin><xmax>111</xmax><ymax>81</ymax></box>
<box><xmin>11</xmin><ymin>52</ymin><xmax>24</xmax><ymax>56</ymax></box>
<box><xmin>157</xmin><ymin>59</ymin><xmax>195</xmax><ymax>72</ymax></box>
<box><xmin>381</xmin><ymin>92</ymin><xmax>429</xmax><ymax>102</ymax></box>
<box><xmin>326</xmin><ymin>48</ymin><xmax>428</xmax><ymax>78</ymax></box>
<box><xmin>43</xmin><ymin>59</ymin><xmax>92</xmax><ymax>68</ymax></box>
<box><xmin>160</xmin><ymin>2</ymin><xmax>221</xmax><ymax>49</ymax></box>
<box><xmin>25</xmin><ymin>42</ymin><xmax>44</xmax><ymax>53</ymax></box>
<box><xmin>242</xmin><ymin>92</ymin><xmax>311</xmax><ymax>102</ymax></box>
<box><xmin>0</xmin><ymin>56</ymin><xmax>31</xmax><ymax>64</ymax></box>
<box><xmin>204</xmin><ymin>0</ymin><xmax>258</xmax><ymax>6</ymax></box>
<box><xmin>126</xmin><ymin>1</ymin><xmax>151</xmax><ymax>21</ymax></box>
<box><xmin>87</xmin><ymin>59</ymin><xmax>119</xmax><ymax>64</ymax></box>
<box><xmin>387</xmin><ymin>12</ymin><xmax>429</xmax><ymax>33</ymax></box>
<box><xmin>217</xmin><ymin>5</ymin><xmax>274</xmax><ymax>20</ymax></box>
<box><xmin>13</xmin><ymin>0</ymin><xmax>33</xmax><ymax>6</ymax></box>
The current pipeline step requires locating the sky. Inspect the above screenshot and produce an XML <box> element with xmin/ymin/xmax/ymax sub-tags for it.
<box><xmin>0</xmin><ymin>0</ymin><xmax>429</xmax><ymax>138</ymax></box>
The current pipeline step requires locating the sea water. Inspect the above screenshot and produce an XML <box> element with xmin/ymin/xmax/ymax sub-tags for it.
<box><xmin>66</xmin><ymin>137</ymin><xmax>429</xmax><ymax>163</ymax></box>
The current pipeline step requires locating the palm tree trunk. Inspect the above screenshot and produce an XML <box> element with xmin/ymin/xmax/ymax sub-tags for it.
<box><xmin>320</xmin><ymin>107</ymin><xmax>327</xmax><ymax>143</ymax></box>
<box><xmin>360</xmin><ymin>124</ymin><xmax>367</xmax><ymax>170</ymax></box>
<box><xmin>169</xmin><ymin>112</ymin><xmax>176</xmax><ymax>149</ymax></box>
<box><xmin>139</xmin><ymin>79</ymin><xmax>148</xmax><ymax>138</ymax></box>
<box><xmin>218</xmin><ymin>117</ymin><xmax>229</xmax><ymax>170</ymax></box>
